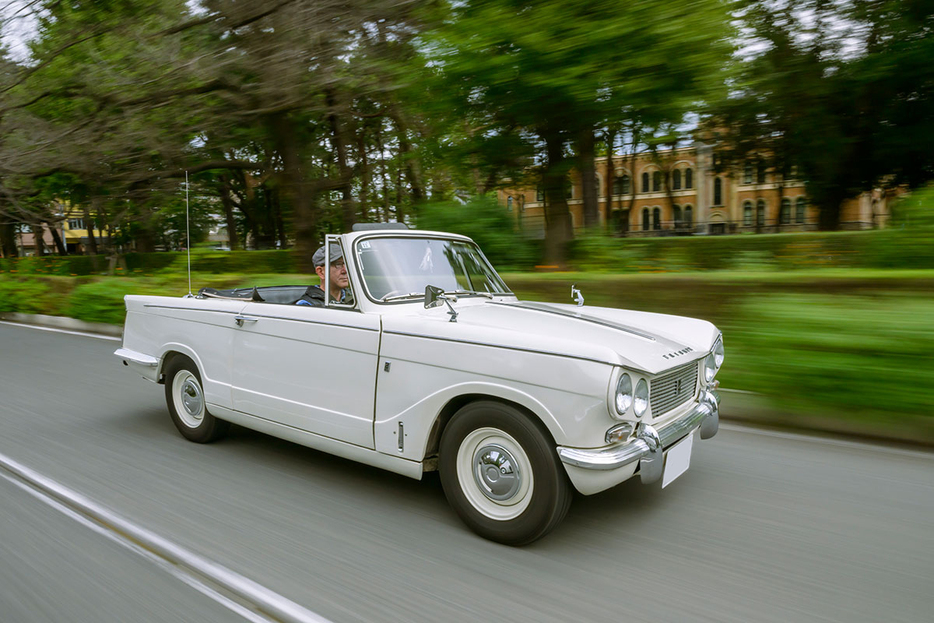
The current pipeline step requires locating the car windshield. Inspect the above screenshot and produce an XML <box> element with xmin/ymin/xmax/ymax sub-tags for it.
<box><xmin>354</xmin><ymin>237</ymin><xmax>511</xmax><ymax>302</ymax></box>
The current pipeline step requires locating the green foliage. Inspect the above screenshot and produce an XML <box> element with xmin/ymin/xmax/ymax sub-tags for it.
<box><xmin>0</xmin><ymin>277</ymin><xmax>72</xmax><ymax>314</ymax></box>
<box><xmin>416</xmin><ymin>197</ymin><xmax>538</xmax><ymax>270</ymax></box>
<box><xmin>723</xmin><ymin>293</ymin><xmax>934</xmax><ymax>425</ymax></box>
<box><xmin>568</xmin><ymin>229</ymin><xmax>934</xmax><ymax>272</ymax></box>
<box><xmin>0</xmin><ymin>255</ymin><xmax>109</xmax><ymax>276</ymax></box>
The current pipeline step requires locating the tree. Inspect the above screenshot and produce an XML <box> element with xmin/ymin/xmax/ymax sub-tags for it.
<box><xmin>718</xmin><ymin>0</ymin><xmax>934</xmax><ymax>230</ymax></box>
<box><xmin>431</xmin><ymin>0</ymin><xmax>731</xmax><ymax>265</ymax></box>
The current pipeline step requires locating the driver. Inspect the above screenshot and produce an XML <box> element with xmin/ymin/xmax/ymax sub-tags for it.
<box><xmin>296</xmin><ymin>243</ymin><xmax>353</xmax><ymax>306</ymax></box>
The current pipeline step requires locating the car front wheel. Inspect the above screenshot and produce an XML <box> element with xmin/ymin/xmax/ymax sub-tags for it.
<box><xmin>164</xmin><ymin>356</ymin><xmax>230</xmax><ymax>443</ymax></box>
<box><xmin>439</xmin><ymin>401</ymin><xmax>572</xmax><ymax>545</ymax></box>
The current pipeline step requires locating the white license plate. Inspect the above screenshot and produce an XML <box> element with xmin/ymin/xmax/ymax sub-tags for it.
<box><xmin>661</xmin><ymin>432</ymin><xmax>694</xmax><ymax>488</ymax></box>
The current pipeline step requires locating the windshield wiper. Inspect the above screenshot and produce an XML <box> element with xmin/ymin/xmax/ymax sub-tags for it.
<box><xmin>445</xmin><ymin>290</ymin><xmax>494</xmax><ymax>299</ymax></box>
<box><xmin>381</xmin><ymin>292</ymin><xmax>425</xmax><ymax>302</ymax></box>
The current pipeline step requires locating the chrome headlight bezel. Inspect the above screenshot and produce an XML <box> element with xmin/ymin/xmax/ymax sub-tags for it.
<box><xmin>713</xmin><ymin>335</ymin><xmax>725</xmax><ymax>369</ymax></box>
<box><xmin>705</xmin><ymin>335</ymin><xmax>724</xmax><ymax>383</ymax></box>
<box><xmin>614</xmin><ymin>373</ymin><xmax>633</xmax><ymax>417</ymax></box>
<box><xmin>633</xmin><ymin>378</ymin><xmax>649</xmax><ymax>418</ymax></box>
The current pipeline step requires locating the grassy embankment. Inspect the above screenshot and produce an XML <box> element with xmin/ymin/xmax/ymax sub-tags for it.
<box><xmin>2</xmin><ymin>260</ymin><xmax>932</xmax><ymax>445</ymax></box>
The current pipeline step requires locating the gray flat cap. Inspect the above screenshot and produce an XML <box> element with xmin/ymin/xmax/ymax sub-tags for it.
<box><xmin>312</xmin><ymin>243</ymin><xmax>343</xmax><ymax>267</ymax></box>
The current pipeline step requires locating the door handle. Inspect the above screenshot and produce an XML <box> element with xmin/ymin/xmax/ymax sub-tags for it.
<box><xmin>234</xmin><ymin>315</ymin><xmax>259</xmax><ymax>327</ymax></box>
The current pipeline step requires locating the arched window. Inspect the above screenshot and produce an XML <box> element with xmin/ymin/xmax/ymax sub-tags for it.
<box><xmin>684</xmin><ymin>206</ymin><xmax>693</xmax><ymax>227</ymax></box>
<box><xmin>685</xmin><ymin>168</ymin><xmax>693</xmax><ymax>189</ymax></box>
<box><xmin>642</xmin><ymin>172</ymin><xmax>650</xmax><ymax>193</ymax></box>
<box><xmin>613</xmin><ymin>175</ymin><xmax>631</xmax><ymax>196</ymax></box>
<box><xmin>595</xmin><ymin>174</ymin><xmax>603</xmax><ymax>198</ymax></box>
<box><xmin>507</xmin><ymin>196</ymin><xmax>513</xmax><ymax>211</ymax></box>
<box><xmin>536</xmin><ymin>186</ymin><xmax>544</xmax><ymax>202</ymax></box>
<box><xmin>566</xmin><ymin>184</ymin><xmax>574</xmax><ymax>199</ymax></box>
<box><xmin>743</xmin><ymin>161</ymin><xmax>753</xmax><ymax>184</ymax></box>
<box><xmin>757</xmin><ymin>159</ymin><xmax>767</xmax><ymax>184</ymax></box>
<box><xmin>642</xmin><ymin>208</ymin><xmax>650</xmax><ymax>230</ymax></box>
<box><xmin>743</xmin><ymin>201</ymin><xmax>753</xmax><ymax>226</ymax></box>
<box><xmin>653</xmin><ymin>207</ymin><xmax>661</xmax><ymax>230</ymax></box>
<box><xmin>672</xmin><ymin>169</ymin><xmax>682</xmax><ymax>190</ymax></box>
<box><xmin>780</xmin><ymin>198</ymin><xmax>791</xmax><ymax>224</ymax></box>
<box><xmin>756</xmin><ymin>199</ymin><xmax>766</xmax><ymax>227</ymax></box>
<box><xmin>796</xmin><ymin>197</ymin><xmax>806</xmax><ymax>223</ymax></box>
<box><xmin>673</xmin><ymin>205</ymin><xmax>682</xmax><ymax>226</ymax></box>
<box><xmin>713</xmin><ymin>177</ymin><xmax>722</xmax><ymax>206</ymax></box>
<box><xmin>652</xmin><ymin>171</ymin><xmax>662</xmax><ymax>192</ymax></box>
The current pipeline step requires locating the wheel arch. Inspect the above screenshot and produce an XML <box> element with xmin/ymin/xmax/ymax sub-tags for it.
<box><xmin>157</xmin><ymin>345</ymin><xmax>203</xmax><ymax>384</ymax></box>
<box><xmin>423</xmin><ymin>393</ymin><xmax>560</xmax><ymax>464</ymax></box>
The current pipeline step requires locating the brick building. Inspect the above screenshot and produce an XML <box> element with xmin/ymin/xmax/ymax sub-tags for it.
<box><xmin>498</xmin><ymin>143</ymin><xmax>890</xmax><ymax>236</ymax></box>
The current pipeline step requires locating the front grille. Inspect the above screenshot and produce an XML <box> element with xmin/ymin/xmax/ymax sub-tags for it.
<box><xmin>651</xmin><ymin>360</ymin><xmax>698</xmax><ymax>417</ymax></box>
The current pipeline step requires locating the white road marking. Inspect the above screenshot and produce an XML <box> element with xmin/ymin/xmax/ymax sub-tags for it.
<box><xmin>0</xmin><ymin>452</ymin><xmax>333</xmax><ymax>623</ymax></box>
<box><xmin>0</xmin><ymin>472</ymin><xmax>273</xmax><ymax>623</ymax></box>
<box><xmin>0</xmin><ymin>320</ymin><xmax>121</xmax><ymax>341</ymax></box>
<box><xmin>720</xmin><ymin>423</ymin><xmax>934</xmax><ymax>460</ymax></box>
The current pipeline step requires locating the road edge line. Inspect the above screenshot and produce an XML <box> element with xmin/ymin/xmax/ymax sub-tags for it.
<box><xmin>0</xmin><ymin>451</ymin><xmax>332</xmax><ymax>623</ymax></box>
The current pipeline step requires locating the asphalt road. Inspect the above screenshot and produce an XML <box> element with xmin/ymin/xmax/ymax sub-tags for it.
<box><xmin>0</xmin><ymin>321</ymin><xmax>931</xmax><ymax>623</ymax></box>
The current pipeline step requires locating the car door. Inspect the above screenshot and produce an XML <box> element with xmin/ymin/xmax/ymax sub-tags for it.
<box><xmin>229</xmin><ymin>302</ymin><xmax>380</xmax><ymax>449</ymax></box>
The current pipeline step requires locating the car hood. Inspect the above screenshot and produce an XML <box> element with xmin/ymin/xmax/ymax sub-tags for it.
<box><xmin>383</xmin><ymin>300</ymin><xmax>719</xmax><ymax>375</ymax></box>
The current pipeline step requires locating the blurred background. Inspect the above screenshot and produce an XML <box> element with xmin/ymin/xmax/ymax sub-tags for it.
<box><xmin>0</xmin><ymin>0</ymin><xmax>932</xmax><ymax>444</ymax></box>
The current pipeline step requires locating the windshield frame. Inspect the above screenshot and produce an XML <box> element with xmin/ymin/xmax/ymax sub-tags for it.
<box><xmin>351</xmin><ymin>233</ymin><xmax>513</xmax><ymax>306</ymax></box>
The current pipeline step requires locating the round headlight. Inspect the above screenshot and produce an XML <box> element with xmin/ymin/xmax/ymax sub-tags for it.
<box><xmin>705</xmin><ymin>352</ymin><xmax>716</xmax><ymax>382</ymax></box>
<box><xmin>714</xmin><ymin>337</ymin><xmax>725</xmax><ymax>369</ymax></box>
<box><xmin>634</xmin><ymin>378</ymin><xmax>649</xmax><ymax>418</ymax></box>
<box><xmin>615</xmin><ymin>373</ymin><xmax>633</xmax><ymax>415</ymax></box>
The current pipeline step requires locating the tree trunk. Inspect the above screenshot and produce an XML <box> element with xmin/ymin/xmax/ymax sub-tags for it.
<box><xmin>577</xmin><ymin>128</ymin><xmax>599</xmax><ymax>228</ymax></box>
<box><xmin>357</xmin><ymin>130</ymin><xmax>370</xmax><ymax>222</ymax></box>
<box><xmin>84</xmin><ymin>199</ymin><xmax>99</xmax><ymax>255</ymax></box>
<box><xmin>325</xmin><ymin>88</ymin><xmax>357</xmax><ymax>232</ymax></box>
<box><xmin>47</xmin><ymin>223</ymin><xmax>68</xmax><ymax>255</ymax></box>
<box><xmin>273</xmin><ymin>188</ymin><xmax>287</xmax><ymax>249</ymax></box>
<box><xmin>604</xmin><ymin>129</ymin><xmax>616</xmax><ymax>228</ymax></box>
<box><xmin>218</xmin><ymin>178</ymin><xmax>240</xmax><ymax>250</ymax></box>
<box><xmin>818</xmin><ymin>200</ymin><xmax>842</xmax><ymax>231</ymax></box>
<box><xmin>627</xmin><ymin>125</ymin><xmax>641</xmax><ymax>217</ymax></box>
<box><xmin>543</xmin><ymin>131</ymin><xmax>571</xmax><ymax>267</ymax></box>
<box><xmin>272</xmin><ymin>113</ymin><xmax>316</xmax><ymax>271</ymax></box>
<box><xmin>0</xmin><ymin>221</ymin><xmax>17</xmax><ymax>257</ymax></box>
<box><xmin>32</xmin><ymin>223</ymin><xmax>46</xmax><ymax>256</ymax></box>
<box><xmin>389</xmin><ymin>110</ymin><xmax>423</xmax><ymax>209</ymax></box>
<box><xmin>375</xmin><ymin>123</ymin><xmax>391</xmax><ymax>222</ymax></box>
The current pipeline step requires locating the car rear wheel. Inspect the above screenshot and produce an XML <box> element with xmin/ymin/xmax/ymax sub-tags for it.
<box><xmin>439</xmin><ymin>401</ymin><xmax>572</xmax><ymax>545</ymax></box>
<box><xmin>164</xmin><ymin>357</ymin><xmax>230</xmax><ymax>443</ymax></box>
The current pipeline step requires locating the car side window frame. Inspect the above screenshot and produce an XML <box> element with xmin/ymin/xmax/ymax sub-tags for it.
<box><xmin>324</xmin><ymin>234</ymin><xmax>359</xmax><ymax>311</ymax></box>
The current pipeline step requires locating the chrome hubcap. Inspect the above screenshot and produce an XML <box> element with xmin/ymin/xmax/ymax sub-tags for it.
<box><xmin>181</xmin><ymin>379</ymin><xmax>203</xmax><ymax>417</ymax></box>
<box><xmin>473</xmin><ymin>444</ymin><xmax>521</xmax><ymax>502</ymax></box>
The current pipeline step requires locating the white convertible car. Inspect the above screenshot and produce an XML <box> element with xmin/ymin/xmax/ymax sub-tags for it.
<box><xmin>115</xmin><ymin>225</ymin><xmax>723</xmax><ymax>545</ymax></box>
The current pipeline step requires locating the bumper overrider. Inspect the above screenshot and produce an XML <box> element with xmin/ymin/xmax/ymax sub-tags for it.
<box><xmin>557</xmin><ymin>390</ymin><xmax>719</xmax><ymax>488</ymax></box>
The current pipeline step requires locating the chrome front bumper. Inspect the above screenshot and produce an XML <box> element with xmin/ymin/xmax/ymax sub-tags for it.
<box><xmin>557</xmin><ymin>390</ymin><xmax>719</xmax><ymax>485</ymax></box>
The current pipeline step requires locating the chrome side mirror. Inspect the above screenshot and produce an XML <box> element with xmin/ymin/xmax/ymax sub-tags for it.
<box><xmin>424</xmin><ymin>285</ymin><xmax>458</xmax><ymax>322</ymax></box>
<box><xmin>425</xmin><ymin>285</ymin><xmax>445</xmax><ymax>309</ymax></box>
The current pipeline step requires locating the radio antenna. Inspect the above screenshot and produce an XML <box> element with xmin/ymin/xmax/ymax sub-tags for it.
<box><xmin>186</xmin><ymin>171</ymin><xmax>192</xmax><ymax>296</ymax></box>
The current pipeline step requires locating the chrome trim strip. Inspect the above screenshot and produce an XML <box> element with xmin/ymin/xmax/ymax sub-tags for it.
<box><xmin>237</xmin><ymin>312</ymin><xmax>376</xmax><ymax>331</ymax></box>
<box><xmin>143</xmin><ymin>305</ymin><xmax>240</xmax><ymax>314</ymax></box>
<box><xmin>382</xmin><ymin>330</ymin><xmax>614</xmax><ymax>367</ymax></box>
<box><xmin>489</xmin><ymin>301</ymin><xmax>657</xmax><ymax>341</ymax></box>
<box><xmin>142</xmin><ymin>304</ymin><xmax>375</xmax><ymax>332</ymax></box>
<box><xmin>557</xmin><ymin>393</ymin><xmax>717</xmax><ymax>471</ymax></box>
<box><xmin>114</xmin><ymin>348</ymin><xmax>158</xmax><ymax>367</ymax></box>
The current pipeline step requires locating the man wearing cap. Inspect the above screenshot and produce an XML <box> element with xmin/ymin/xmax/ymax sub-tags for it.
<box><xmin>295</xmin><ymin>243</ymin><xmax>352</xmax><ymax>306</ymax></box>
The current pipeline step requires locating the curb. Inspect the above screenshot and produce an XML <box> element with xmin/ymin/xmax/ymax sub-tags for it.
<box><xmin>0</xmin><ymin>312</ymin><xmax>123</xmax><ymax>338</ymax></box>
